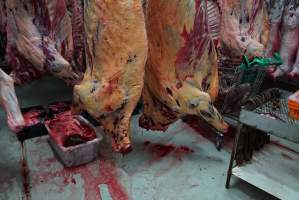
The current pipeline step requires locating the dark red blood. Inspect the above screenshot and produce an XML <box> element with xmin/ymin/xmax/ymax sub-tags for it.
<box><xmin>176</xmin><ymin>146</ymin><xmax>194</xmax><ymax>154</ymax></box>
<box><xmin>121</xmin><ymin>146</ymin><xmax>133</xmax><ymax>156</ymax></box>
<box><xmin>271</xmin><ymin>141</ymin><xmax>299</xmax><ymax>156</ymax></box>
<box><xmin>143</xmin><ymin>141</ymin><xmax>151</xmax><ymax>146</ymax></box>
<box><xmin>71</xmin><ymin>177</ymin><xmax>76</xmax><ymax>184</ymax></box>
<box><xmin>20</xmin><ymin>143</ymin><xmax>30</xmax><ymax>199</ymax></box>
<box><xmin>145</xmin><ymin>142</ymin><xmax>194</xmax><ymax>177</ymax></box>
<box><xmin>174</xmin><ymin>146</ymin><xmax>194</xmax><ymax>161</ymax></box>
<box><xmin>145</xmin><ymin>142</ymin><xmax>194</xmax><ymax>160</ymax></box>
<box><xmin>45</xmin><ymin>111</ymin><xmax>96</xmax><ymax>146</ymax></box>
<box><xmin>151</xmin><ymin>144</ymin><xmax>176</xmax><ymax>158</ymax></box>
<box><xmin>22</xmin><ymin>109</ymin><xmax>44</xmax><ymax>127</ymax></box>
<box><xmin>33</xmin><ymin>159</ymin><xmax>129</xmax><ymax>200</ymax></box>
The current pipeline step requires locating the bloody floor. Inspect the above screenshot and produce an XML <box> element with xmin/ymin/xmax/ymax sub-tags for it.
<box><xmin>0</xmin><ymin>77</ymin><xmax>279</xmax><ymax>200</ymax></box>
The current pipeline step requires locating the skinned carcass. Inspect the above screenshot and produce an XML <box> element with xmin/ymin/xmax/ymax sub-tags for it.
<box><xmin>218</xmin><ymin>0</ymin><xmax>269</xmax><ymax>58</ymax></box>
<box><xmin>0</xmin><ymin>0</ymin><xmax>84</xmax><ymax>132</ymax></box>
<box><xmin>265</xmin><ymin>0</ymin><xmax>285</xmax><ymax>57</ymax></box>
<box><xmin>270</xmin><ymin>0</ymin><xmax>299</xmax><ymax>78</ymax></box>
<box><xmin>215</xmin><ymin>0</ymin><xmax>269</xmax><ymax>114</ymax></box>
<box><xmin>139</xmin><ymin>0</ymin><xmax>228</xmax><ymax>133</ymax></box>
<box><xmin>73</xmin><ymin>0</ymin><xmax>148</xmax><ymax>152</ymax></box>
<box><xmin>5</xmin><ymin>0</ymin><xmax>82</xmax><ymax>84</ymax></box>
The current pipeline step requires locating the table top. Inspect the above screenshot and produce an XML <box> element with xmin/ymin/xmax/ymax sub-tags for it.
<box><xmin>240</xmin><ymin>90</ymin><xmax>299</xmax><ymax>143</ymax></box>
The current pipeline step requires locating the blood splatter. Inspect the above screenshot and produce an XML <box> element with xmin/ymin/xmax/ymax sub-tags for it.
<box><xmin>144</xmin><ymin>142</ymin><xmax>194</xmax><ymax>161</ymax></box>
<box><xmin>271</xmin><ymin>141</ymin><xmax>299</xmax><ymax>156</ymax></box>
<box><xmin>20</xmin><ymin>142</ymin><xmax>30</xmax><ymax>200</ymax></box>
<box><xmin>176</xmin><ymin>146</ymin><xmax>194</xmax><ymax>154</ymax></box>
<box><xmin>173</xmin><ymin>146</ymin><xmax>195</xmax><ymax>161</ymax></box>
<box><xmin>151</xmin><ymin>144</ymin><xmax>176</xmax><ymax>158</ymax></box>
<box><xmin>71</xmin><ymin>178</ymin><xmax>76</xmax><ymax>184</ymax></box>
<box><xmin>33</xmin><ymin>159</ymin><xmax>129</xmax><ymax>200</ymax></box>
<box><xmin>143</xmin><ymin>142</ymin><xmax>194</xmax><ymax>177</ymax></box>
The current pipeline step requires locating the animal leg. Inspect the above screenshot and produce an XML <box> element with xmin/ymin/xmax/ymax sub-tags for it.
<box><xmin>289</xmin><ymin>46</ymin><xmax>299</xmax><ymax>78</ymax></box>
<box><xmin>0</xmin><ymin>69</ymin><xmax>25</xmax><ymax>132</ymax></box>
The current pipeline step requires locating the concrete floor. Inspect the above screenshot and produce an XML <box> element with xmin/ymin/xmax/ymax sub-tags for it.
<box><xmin>0</xmin><ymin>77</ymin><xmax>278</xmax><ymax>200</ymax></box>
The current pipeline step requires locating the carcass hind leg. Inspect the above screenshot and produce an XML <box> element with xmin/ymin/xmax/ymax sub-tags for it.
<box><xmin>101</xmin><ymin>86</ymin><xmax>142</xmax><ymax>153</ymax></box>
<box><xmin>289</xmin><ymin>47</ymin><xmax>299</xmax><ymax>78</ymax></box>
<box><xmin>112</xmin><ymin>86</ymin><xmax>145</xmax><ymax>153</ymax></box>
<box><xmin>0</xmin><ymin>69</ymin><xmax>25</xmax><ymax>132</ymax></box>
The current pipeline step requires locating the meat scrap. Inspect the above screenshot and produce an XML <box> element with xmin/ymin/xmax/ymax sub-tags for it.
<box><xmin>73</xmin><ymin>0</ymin><xmax>148</xmax><ymax>152</ymax></box>
<box><xmin>139</xmin><ymin>0</ymin><xmax>228</xmax><ymax>133</ymax></box>
<box><xmin>45</xmin><ymin>111</ymin><xmax>96</xmax><ymax>147</ymax></box>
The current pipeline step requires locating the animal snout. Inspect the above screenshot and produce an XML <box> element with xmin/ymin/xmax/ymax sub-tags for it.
<box><xmin>188</xmin><ymin>99</ymin><xmax>201</xmax><ymax>108</ymax></box>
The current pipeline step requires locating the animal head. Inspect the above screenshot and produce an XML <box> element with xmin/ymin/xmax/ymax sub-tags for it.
<box><xmin>73</xmin><ymin>78</ymin><xmax>127</xmax><ymax>118</ymax></box>
<box><xmin>171</xmin><ymin>83</ymin><xmax>229</xmax><ymax>133</ymax></box>
<box><xmin>185</xmin><ymin>91</ymin><xmax>229</xmax><ymax>133</ymax></box>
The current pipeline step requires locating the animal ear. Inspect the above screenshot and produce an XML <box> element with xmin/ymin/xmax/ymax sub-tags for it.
<box><xmin>197</xmin><ymin>90</ymin><xmax>213</xmax><ymax>101</ymax></box>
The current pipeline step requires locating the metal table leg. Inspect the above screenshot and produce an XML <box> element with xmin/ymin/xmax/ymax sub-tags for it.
<box><xmin>226</xmin><ymin>122</ymin><xmax>243</xmax><ymax>189</ymax></box>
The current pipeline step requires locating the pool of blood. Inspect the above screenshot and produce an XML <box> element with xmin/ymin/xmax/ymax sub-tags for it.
<box><xmin>45</xmin><ymin>111</ymin><xmax>97</xmax><ymax>147</ymax></box>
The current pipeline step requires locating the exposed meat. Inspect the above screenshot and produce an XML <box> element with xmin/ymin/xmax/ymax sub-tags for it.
<box><xmin>73</xmin><ymin>0</ymin><xmax>148</xmax><ymax>152</ymax></box>
<box><xmin>45</xmin><ymin>111</ymin><xmax>96</xmax><ymax>147</ymax></box>
<box><xmin>5</xmin><ymin>0</ymin><xmax>81</xmax><ymax>84</ymax></box>
<box><xmin>139</xmin><ymin>0</ymin><xmax>228</xmax><ymax>133</ymax></box>
<box><xmin>290</xmin><ymin>44</ymin><xmax>299</xmax><ymax>77</ymax></box>
<box><xmin>68</xmin><ymin>0</ymin><xmax>85</xmax><ymax>74</ymax></box>
<box><xmin>22</xmin><ymin>109</ymin><xmax>44</xmax><ymax>127</ymax></box>
<box><xmin>142</xmin><ymin>0</ymin><xmax>148</xmax><ymax>14</ymax></box>
<box><xmin>265</xmin><ymin>0</ymin><xmax>285</xmax><ymax>57</ymax></box>
<box><xmin>0</xmin><ymin>0</ymin><xmax>84</xmax><ymax>132</ymax></box>
<box><xmin>218</xmin><ymin>0</ymin><xmax>269</xmax><ymax>58</ymax></box>
<box><xmin>207</xmin><ymin>0</ymin><xmax>221</xmax><ymax>44</ymax></box>
<box><xmin>271</xmin><ymin>0</ymin><xmax>299</xmax><ymax>78</ymax></box>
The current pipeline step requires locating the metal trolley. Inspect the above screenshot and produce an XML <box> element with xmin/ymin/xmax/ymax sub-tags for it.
<box><xmin>214</xmin><ymin>53</ymin><xmax>283</xmax><ymax>150</ymax></box>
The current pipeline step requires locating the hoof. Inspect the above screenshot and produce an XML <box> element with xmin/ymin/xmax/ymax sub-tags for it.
<box><xmin>112</xmin><ymin>142</ymin><xmax>132</xmax><ymax>154</ymax></box>
<box><xmin>7</xmin><ymin>120</ymin><xmax>25</xmax><ymax>133</ymax></box>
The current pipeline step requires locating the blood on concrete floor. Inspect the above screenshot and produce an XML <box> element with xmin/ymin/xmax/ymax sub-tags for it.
<box><xmin>0</xmin><ymin>77</ymin><xmax>279</xmax><ymax>200</ymax></box>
